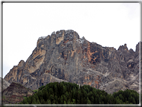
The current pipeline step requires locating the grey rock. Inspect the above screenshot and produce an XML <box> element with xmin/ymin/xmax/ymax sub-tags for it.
<box><xmin>0</xmin><ymin>77</ymin><xmax>10</xmax><ymax>92</ymax></box>
<box><xmin>4</xmin><ymin>30</ymin><xmax>141</xmax><ymax>94</ymax></box>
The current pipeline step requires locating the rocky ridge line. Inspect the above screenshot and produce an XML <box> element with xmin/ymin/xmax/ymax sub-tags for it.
<box><xmin>4</xmin><ymin>30</ymin><xmax>140</xmax><ymax>94</ymax></box>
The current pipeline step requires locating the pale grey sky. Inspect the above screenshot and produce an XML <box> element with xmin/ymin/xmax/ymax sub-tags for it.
<box><xmin>2</xmin><ymin>3</ymin><xmax>140</xmax><ymax>78</ymax></box>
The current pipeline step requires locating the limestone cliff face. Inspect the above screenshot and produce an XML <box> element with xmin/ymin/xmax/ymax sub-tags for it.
<box><xmin>4</xmin><ymin>30</ymin><xmax>140</xmax><ymax>94</ymax></box>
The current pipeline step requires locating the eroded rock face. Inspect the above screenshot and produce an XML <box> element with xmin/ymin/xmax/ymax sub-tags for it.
<box><xmin>0</xmin><ymin>78</ymin><xmax>10</xmax><ymax>105</ymax></box>
<box><xmin>2</xmin><ymin>82</ymin><xmax>34</xmax><ymax>104</ymax></box>
<box><xmin>0</xmin><ymin>77</ymin><xmax>10</xmax><ymax>92</ymax></box>
<box><xmin>4</xmin><ymin>30</ymin><xmax>140</xmax><ymax>94</ymax></box>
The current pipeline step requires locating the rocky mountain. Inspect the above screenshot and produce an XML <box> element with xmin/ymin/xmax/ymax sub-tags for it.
<box><xmin>0</xmin><ymin>77</ymin><xmax>10</xmax><ymax>92</ymax></box>
<box><xmin>4</xmin><ymin>30</ymin><xmax>140</xmax><ymax>94</ymax></box>
<box><xmin>0</xmin><ymin>77</ymin><xmax>10</xmax><ymax>105</ymax></box>
<box><xmin>2</xmin><ymin>82</ymin><xmax>34</xmax><ymax>104</ymax></box>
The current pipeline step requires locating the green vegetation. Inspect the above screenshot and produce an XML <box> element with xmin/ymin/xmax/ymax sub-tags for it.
<box><xmin>19</xmin><ymin>82</ymin><xmax>140</xmax><ymax>104</ymax></box>
<box><xmin>33</xmin><ymin>89</ymin><xmax>38</xmax><ymax>93</ymax></box>
<box><xmin>23</xmin><ymin>96</ymin><xmax>27</xmax><ymax>99</ymax></box>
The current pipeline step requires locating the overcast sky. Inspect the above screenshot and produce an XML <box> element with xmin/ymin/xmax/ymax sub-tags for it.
<box><xmin>2</xmin><ymin>3</ymin><xmax>140</xmax><ymax>78</ymax></box>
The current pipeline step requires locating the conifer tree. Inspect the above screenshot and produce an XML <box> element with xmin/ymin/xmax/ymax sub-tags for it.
<box><xmin>32</xmin><ymin>97</ymin><xmax>37</xmax><ymax>104</ymax></box>
<box><xmin>87</xmin><ymin>97</ymin><xmax>91</xmax><ymax>104</ymax></box>
<box><xmin>19</xmin><ymin>81</ymin><xmax>139</xmax><ymax>104</ymax></box>
<box><xmin>72</xmin><ymin>99</ymin><xmax>76</xmax><ymax>104</ymax></box>
<box><xmin>47</xmin><ymin>99</ymin><xmax>51</xmax><ymax>104</ymax></box>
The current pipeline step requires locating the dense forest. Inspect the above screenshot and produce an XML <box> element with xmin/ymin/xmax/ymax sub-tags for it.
<box><xmin>18</xmin><ymin>81</ymin><xmax>140</xmax><ymax>104</ymax></box>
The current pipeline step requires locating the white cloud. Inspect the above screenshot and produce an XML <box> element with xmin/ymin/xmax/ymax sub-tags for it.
<box><xmin>3</xmin><ymin>3</ymin><xmax>140</xmax><ymax>77</ymax></box>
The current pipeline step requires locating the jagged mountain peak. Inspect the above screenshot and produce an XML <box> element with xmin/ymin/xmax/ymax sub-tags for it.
<box><xmin>4</xmin><ymin>30</ymin><xmax>140</xmax><ymax>94</ymax></box>
<box><xmin>18</xmin><ymin>60</ymin><xmax>25</xmax><ymax>67</ymax></box>
<box><xmin>38</xmin><ymin>29</ymin><xmax>79</xmax><ymax>40</ymax></box>
<box><xmin>136</xmin><ymin>41</ymin><xmax>141</xmax><ymax>53</ymax></box>
<box><xmin>118</xmin><ymin>43</ymin><xmax>128</xmax><ymax>52</ymax></box>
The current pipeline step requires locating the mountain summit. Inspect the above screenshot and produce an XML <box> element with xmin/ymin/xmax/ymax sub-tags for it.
<box><xmin>4</xmin><ymin>30</ymin><xmax>140</xmax><ymax>94</ymax></box>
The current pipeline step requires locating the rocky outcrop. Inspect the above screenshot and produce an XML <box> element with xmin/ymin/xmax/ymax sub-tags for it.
<box><xmin>4</xmin><ymin>30</ymin><xmax>140</xmax><ymax>94</ymax></box>
<box><xmin>0</xmin><ymin>77</ymin><xmax>10</xmax><ymax>92</ymax></box>
<box><xmin>0</xmin><ymin>77</ymin><xmax>10</xmax><ymax>105</ymax></box>
<box><xmin>2</xmin><ymin>82</ymin><xmax>34</xmax><ymax>104</ymax></box>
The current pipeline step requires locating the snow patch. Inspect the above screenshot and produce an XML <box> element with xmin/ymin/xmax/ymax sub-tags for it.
<box><xmin>76</xmin><ymin>37</ymin><xmax>85</xmax><ymax>44</ymax></box>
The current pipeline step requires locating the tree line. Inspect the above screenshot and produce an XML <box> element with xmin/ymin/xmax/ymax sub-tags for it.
<box><xmin>18</xmin><ymin>81</ymin><xmax>140</xmax><ymax>104</ymax></box>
